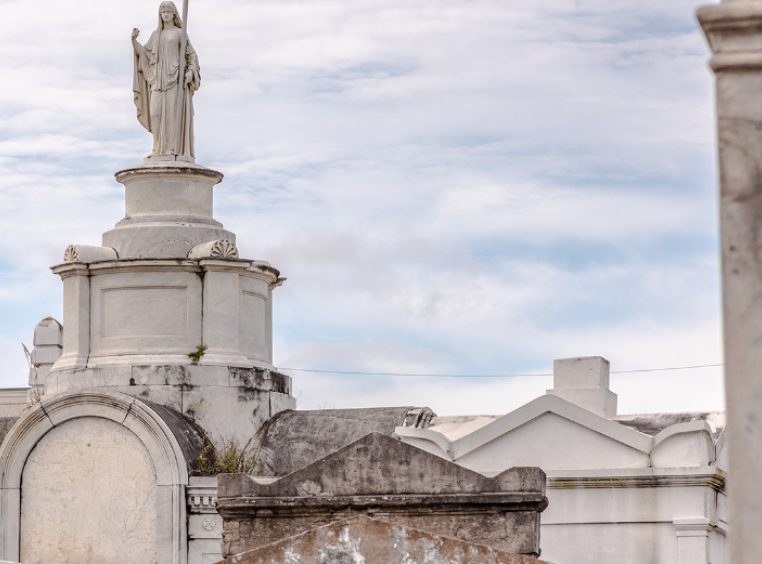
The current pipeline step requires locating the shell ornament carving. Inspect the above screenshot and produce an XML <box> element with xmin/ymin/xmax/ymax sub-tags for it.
<box><xmin>63</xmin><ymin>245</ymin><xmax>79</xmax><ymax>263</ymax></box>
<box><xmin>210</xmin><ymin>239</ymin><xmax>239</xmax><ymax>259</ymax></box>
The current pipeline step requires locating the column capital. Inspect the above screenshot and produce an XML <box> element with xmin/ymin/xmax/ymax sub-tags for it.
<box><xmin>699</xmin><ymin>2</ymin><xmax>762</xmax><ymax>70</ymax></box>
<box><xmin>50</xmin><ymin>263</ymin><xmax>90</xmax><ymax>279</ymax></box>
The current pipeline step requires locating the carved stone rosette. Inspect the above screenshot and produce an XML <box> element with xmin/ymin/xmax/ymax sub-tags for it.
<box><xmin>63</xmin><ymin>245</ymin><xmax>79</xmax><ymax>263</ymax></box>
<box><xmin>188</xmin><ymin>239</ymin><xmax>239</xmax><ymax>260</ymax></box>
<box><xmin>63</xmin><ymin>245</ymin><xmax>118</xmax><ymax>264</ymax></box>
<box><xmin>210</xmin><ymin>239</ymin><xmax>239</xmax><ymax>259</ymax></box>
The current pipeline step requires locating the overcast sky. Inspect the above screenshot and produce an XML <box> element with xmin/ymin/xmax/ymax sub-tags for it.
<box><xmin>0</xmin><ymin>0</ymin><xmax>724</xmax><ymax>416</ymax></box>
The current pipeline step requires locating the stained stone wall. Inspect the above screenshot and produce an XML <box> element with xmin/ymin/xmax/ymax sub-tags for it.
<box><xmin>20</xmin><ymin>417</ymin><xmax>159</xmax><ymax>563</ymax></box>
<box><xmin>218</xmin><ymin>517</ymin><xmax>546</xmax><ymax>564</ymax></box>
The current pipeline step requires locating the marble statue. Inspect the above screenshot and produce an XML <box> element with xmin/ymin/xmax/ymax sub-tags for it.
<box><xmin>132</xmin><ymin>1</ymin><xmax>199</xmax><ymax>161</ymax></box>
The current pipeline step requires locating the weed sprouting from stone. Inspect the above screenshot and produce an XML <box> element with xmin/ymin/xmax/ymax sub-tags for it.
<box><xmin>195</xmin><ymin>440</ymin><xmax>260</xmax><ymax>475</ymax></box>
<box><xmin>187</xmin><ymin>343</ymin><xmax>208</xmax><ymax>365</ymax></box>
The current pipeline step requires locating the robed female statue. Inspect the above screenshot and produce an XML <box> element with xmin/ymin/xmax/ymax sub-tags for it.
<box><xmin>132</xmin><ymin>1</ymin><xmax>200</xmax><ymax>160</ymax></box>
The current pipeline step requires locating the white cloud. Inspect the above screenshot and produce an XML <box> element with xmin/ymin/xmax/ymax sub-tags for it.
<box><xmin>0</xmin><ymin>0</ymin><xmax>723</xmax><ymax>415</ymax></box>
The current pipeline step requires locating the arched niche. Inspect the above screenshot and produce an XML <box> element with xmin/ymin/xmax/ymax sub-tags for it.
<box><xmin>0</xmin><ymin>390</ymin><xmax>191</xmax><ymax>563</ymax></box>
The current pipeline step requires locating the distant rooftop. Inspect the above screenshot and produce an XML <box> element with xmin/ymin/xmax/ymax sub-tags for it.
<box><xmin>613</xmin><ymin>411</ymin><xmax>726</xmax><ymax>437</ymax></box>
<box><xmin>425</xmin><ymin>410</ymin><xmax>726</xmax><ymax>442</ymax></box>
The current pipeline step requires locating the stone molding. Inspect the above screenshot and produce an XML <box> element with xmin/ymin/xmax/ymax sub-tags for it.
<box><xmin>252</xmin><ymin>262</ymin><xmax>283</xmax><ymax>281</ymax></box>
<box><xmin>218</xmin><ymin>492</ymin><xmax>547</xmax><ymax>517</ymax></box>
<box><xmin>188</xmin><ymin>477</ymin><xmax>219</xmax><ymax>515</ymax></box>
<box><xmin>46</xmin><ymin>365</ymin><xmax>289</xmax><ymax>391</ymax></box>
<box><xmin>115</xmin><ymin>164</ymin><xmax>224</xmax><ymax>183</ymax></box>
<box><xmin>673</xmin><ymin>517</ymin><xmax>718</xmax><ymax>537</ymax></box>
<box><xmin>0</xmin><ymin>390</ymin><xmax>191</xmax><ymax>563</ymax></box>
<box><xmin>49</xmin><ymin>262</ymin><xmax>89</xmax><ymax>280</ymax></box>
<box><xmin>548</xmin><ymin>468</ymin><xmax>726</xmax><ymax>493</ymax></box>
<box><xmin>188</xmin><ymin>491</ymin><xmax>218</xmax><ymax>515</ymax></box>
<box><xmin>52</xmin><ymin>258</ymin><xmax>281</xmax><ymax>285</ymax></box>
<box><xmin>63</xmin><ymin>245</ymin><xmax>118</xmax><ymax>264</ymax></box>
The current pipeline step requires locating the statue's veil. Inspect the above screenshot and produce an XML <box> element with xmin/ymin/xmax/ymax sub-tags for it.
<box><xmin>157</xmin><ymin>1</ymin><xmax>184</xmax><ymax>30</ymax></box>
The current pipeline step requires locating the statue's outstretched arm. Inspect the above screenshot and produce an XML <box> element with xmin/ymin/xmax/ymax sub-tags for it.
<box><xmin>131</xmin><ymin>28</ymin><xmax>142</xmax><ymax>56</ymax></box>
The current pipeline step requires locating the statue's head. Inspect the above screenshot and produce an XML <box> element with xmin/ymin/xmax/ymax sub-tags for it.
<box><xmin>158</xmin><ymin>1</ymin><xmax>183</xmax><ymax>29</ymax></box>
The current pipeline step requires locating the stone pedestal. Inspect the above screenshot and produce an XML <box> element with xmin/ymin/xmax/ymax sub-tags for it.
<box><xmin>103</xmin><ymin>164</ymin><xmax>235</xmax><ymax>259</ymax></box>
<box><xmin>698</xmin><ymin>3</ymin><xmax>762</xmax><ymax>562</ymax></box>
<box><xmin>47</xmin><ymin>162</ymin><xmax>294</xmax><ymax>448</ymax></box>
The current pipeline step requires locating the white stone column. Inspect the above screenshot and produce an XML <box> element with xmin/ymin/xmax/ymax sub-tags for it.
<box><xmin>49</xmin><ymin>264</ymin><xmax>90</xmax><ymax>371</ymax></box>
<box><xmin>199</xmin><ymin>260</ymin><xmax>251</xmax><ymax>368</ymax></box>
<box><xmin>698</xmin><ymin>3</ymin><xmax>762</xmax><ymax>561</ymax></box>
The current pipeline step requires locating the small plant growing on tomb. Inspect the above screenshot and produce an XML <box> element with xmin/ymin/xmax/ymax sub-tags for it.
<box><xmin>187</xmin><ymin>343</ymin><xmax>208</xmax><ymax>365</ymax></box>
<box><xmin>195</xmin><ymin>442</ymin><xmax>217</xmax><ymax>475</ymax></box>
<box><xmin>195</xmin><ymin>440</ymin><xmax>260</xmax><ymax>475</ymax></box>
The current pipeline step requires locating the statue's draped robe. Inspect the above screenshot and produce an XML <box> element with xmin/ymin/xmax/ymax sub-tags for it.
<box><xmin>133</xmin><ymin>27</ymin><xmax>200</xmax><ymax>159</ymax></box>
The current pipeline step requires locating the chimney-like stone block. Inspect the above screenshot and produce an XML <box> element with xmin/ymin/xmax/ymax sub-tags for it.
<box><xmin>546</xmin><ymin>356</ymin><xmax>617</xmax><ymax>418</ymax></box>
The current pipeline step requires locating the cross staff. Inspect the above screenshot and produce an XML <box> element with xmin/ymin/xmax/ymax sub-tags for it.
<box><xmin>175</xmin><ymin>0</ymin><xmax>189</xmax><ymax>160</ymax></box>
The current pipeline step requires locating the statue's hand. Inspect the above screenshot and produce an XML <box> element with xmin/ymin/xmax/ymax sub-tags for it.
<box><xmin>132</xmin><ymin>28</ymin><xmax>140</xmax><ymax>40</ymax></box>
<box><xmin>185</xmin><ymin>69</ymin><xmax>194</xmax><ymax>85</ymax></box>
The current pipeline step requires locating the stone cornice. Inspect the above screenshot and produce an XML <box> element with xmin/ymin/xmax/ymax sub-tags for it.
<box><xmin>81</xmin><ymin>260</ymin><xmax>201</xmax><ymax>276</ymax></box>
<box><xmin>51</xmin><ymin>258</ymin><xmax>283</xmax><ymax>285</ymax></box>
<box><xmin>50</xmin><ymin>263</ymin><xmax>90</xmax><ymax>279</ymax></box>
<box><xmin>198</xmin><ymin>259</ymin><xmax>255</xmax><ymax>274</ymax></box>
<box><xmin>115</xmin><ymin>165</ymin><xmax>223</xmax><ymax>183</ymax></box>
<box><xmin>216</xmin><ymin>492</ymin><xmax>548</xmax><ymax>518</ymax></box>
<box><xmin>187</xmin><ymin>487</ymin><xmax>218</xmax><ymax>515</ymax></box>
<box><xmin>549</xmin><ymin>469</ymin><xmax>726</xmax><ymax>492</ymax></box>
<box><xmin>251</xmin><ymin>262</ymin><xmax>282</xmax><ymax>280</ymax></box>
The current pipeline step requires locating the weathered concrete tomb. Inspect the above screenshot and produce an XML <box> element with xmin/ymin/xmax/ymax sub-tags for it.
<box><xmin>217</xmin><ymin>433</ymin><xmax>547</xmax><ymax>560</ymax></box>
